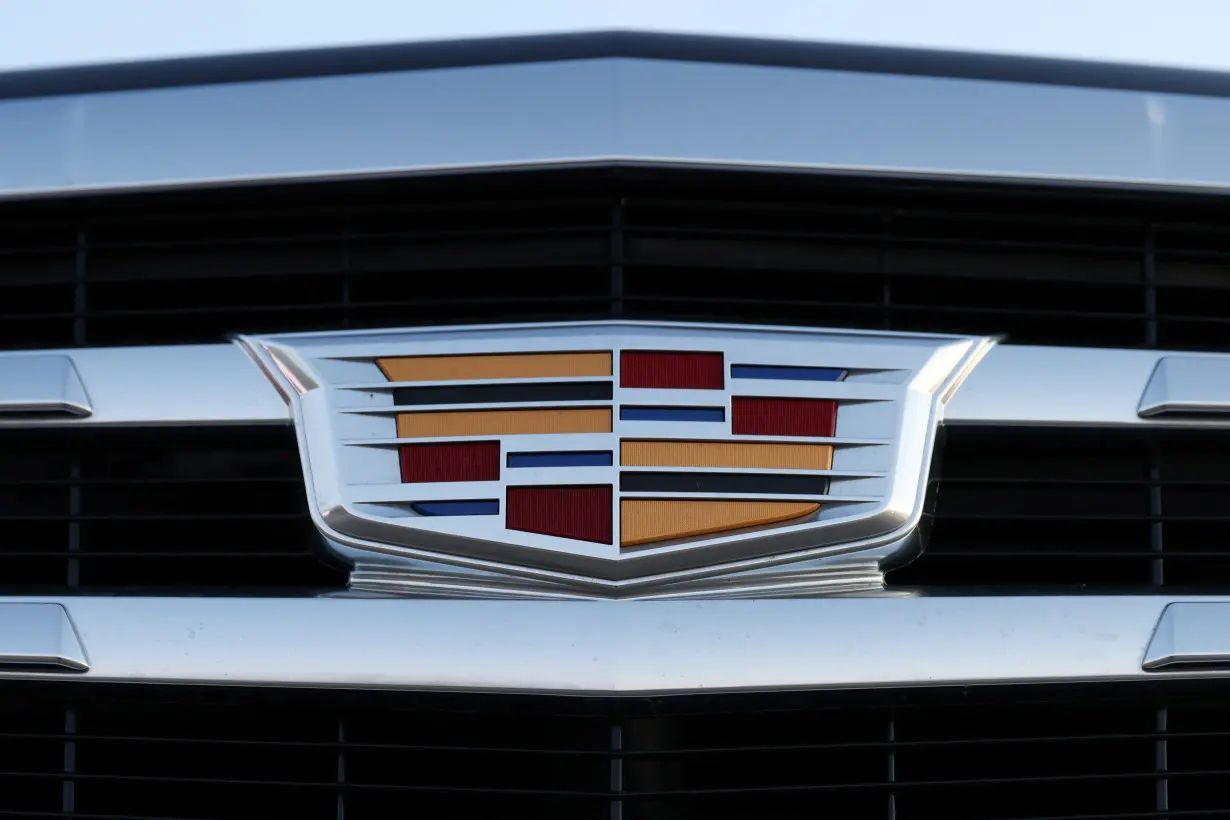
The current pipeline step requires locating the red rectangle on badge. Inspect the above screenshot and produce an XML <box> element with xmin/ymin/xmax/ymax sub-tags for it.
<box><xmin>731</xmin><ymin>397</ymin><xmax>838</xmax><ymax>437</ymax></box>
<box><xmin>620</xmin><ymin>351</ymin><xmax>724</xmax><ymax>390</ymax></box>
<box><xmin>507</xmin><ymin>486</ymin><xmax>613</xmax><ymax>544</ymax></box>
<box><xmin>399</xmin><ymin>442</ymin><xmax>500</xmax><ymax>483</ymax></box>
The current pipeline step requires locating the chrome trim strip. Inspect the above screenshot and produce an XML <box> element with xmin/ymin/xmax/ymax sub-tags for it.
<box><xmin>5</xmin><ymin>55</ymin><xmax>1230</xmax><ymax>199</ymax></box>
<box><xmin>1137</xmin><ymin>355</ymin><xmax>1230</xmax><ymax>418</ymax></box>
<box><xmin>945</xmin><ymin>345</ymin><xmax>1230</xmax><ymax>428</ymax></box>
<box><xmin>7</xmin><ymin>340</ymin><xmax>1230</xmax><ymax>430</ymax></box>
<box><xmin>9</xmin><ymin>31</ymin><xmax>1230</xmax><ymax>103</ymax></box>
<box><xmin>0</xmin><ymin>344</ymin><xmax>288</xmax><ymax>428</ymax></box>
<box><xmin>0</xmin><ymin>595</ymin><xmax>1222</xmax><ymax>692</ymax></box>
<box><xmin>0</xmin><ymin>354</ymin><xmax>91</xmax><ymax>417</ymax></box>
<box><xmin>1143</xmin><ymin>602</ymin><xmax>1230</xmax><ymax>670</ymax></box>
<box><xmin>0</xmin><ymin>603</ymin><xmax>88</xmax><ymax>672</ymax></box>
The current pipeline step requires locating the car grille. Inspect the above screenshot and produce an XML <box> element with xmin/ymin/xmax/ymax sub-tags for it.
<box><xmin>0</xmin><ymin>681</ymin><xmax>1223</xmax><ymax>820</ymax></box>
<box><xmin>4</xmin><ymin>168</ymin><xmax>1230</xmax><ymax>352</ymax></box>
<box><xmin>0</xmin><ymin>117</ymin><xmax>1223</xmax><ymax>820</ymax></box>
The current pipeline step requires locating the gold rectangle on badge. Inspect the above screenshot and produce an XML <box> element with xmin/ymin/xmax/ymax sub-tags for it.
<box><xmin>378</xmin><ymin>352</ymin><xmax>612</xmax><ymax>382</ymax></box>
<box><xmin>397</xmin><ymin>408</ymin><xmax>613</xmax><ymax>438</ymax></box>
<box><xmin>620</xmin><ymin>440</ymin><xmax>833</xmax><ymax>470</ymax></box>
<box><xmin>620</xmin><ymin>499</ymin><xmax>821</xmax><ymax>547</ymax></box>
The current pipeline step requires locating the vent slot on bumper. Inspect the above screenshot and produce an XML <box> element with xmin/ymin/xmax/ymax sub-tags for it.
<box><xmin>0</xmin><ymin>681</ymin><xmax>1225</xmax><ymax>819</ymax></box>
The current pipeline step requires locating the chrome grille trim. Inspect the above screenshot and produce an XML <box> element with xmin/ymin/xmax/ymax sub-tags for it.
<box><xmin>0</xmin><ymin>344</ymin><xmax>290</xmax><ymax>428</ymax></box>
<box><xmin>0</xmin><ymin>594</ymin><xmax>1218</xmax><ymax>692</ymax></box>
<box><xmin>6</xmin><ymin>50</ymin><xmax>1230</xmax><ymax>200</ymax></box>
<box><xmin>4</xmin><ymin>338</ymin><xmax>1230</xmax><ymax>430</ymax></box>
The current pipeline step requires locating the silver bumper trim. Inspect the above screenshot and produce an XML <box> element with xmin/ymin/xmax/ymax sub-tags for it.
<box><xmin>5</xmin><ymin>338</ymin><xmax>1230</xmax><ymax>430</ymax></box>
<box><xmin>0</xmin><ymin>595</ymin><xmax>1218</xmax><ymax>693</ymax></box>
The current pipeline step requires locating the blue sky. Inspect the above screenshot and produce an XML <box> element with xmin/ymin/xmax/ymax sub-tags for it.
<box><xmin>0</xmin><ymin>0</ymin><xmax>1227</xmax><ymax>73</ymax></box>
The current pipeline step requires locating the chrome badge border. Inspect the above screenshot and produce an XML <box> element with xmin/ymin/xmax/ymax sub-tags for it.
<box><xmin>239</xmin><ymin>321</ymin><xmax>995</xmax><ymax>597</ymax></box>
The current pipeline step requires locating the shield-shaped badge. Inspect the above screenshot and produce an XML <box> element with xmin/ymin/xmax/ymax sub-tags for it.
<box><xmin>240</xmin><ymin>321</ymin><xmax>993</xmax><ymax>598</ymax></box>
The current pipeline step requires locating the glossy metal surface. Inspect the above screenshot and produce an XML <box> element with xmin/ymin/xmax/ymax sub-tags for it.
<box><xmin>10</xmin><ymin>30</ymin><xmax>1230</xmax><ymax>102</ymax></box>
<box><xmin>0</xmin><ymin>595</ymin><xmax>1219</xmax><ymax>692</ymax></box>
<box><xmin>945</xmin><ymin>345</ymin><xmax>1230</xmax><ymax>428</ymax></box>
<box><xmin>0</xmin><ymin>603</ymin><xmax>88</xmax><ymax>672</ymax></box>
<box><xmin>1137</xmin><ymin>355</ymin><xmax>1230</xmax><ymax>417</ymax></box>
<box><xmin>240</xmin><ymin>321</ymin><xmax>991</xmax><ymax>596</ymax></box>
<box><xmin>1143</xmin><ymin>602</ymin><xmax>1230</xmax><ymax>670</ymax></box>
<box><xmin>9</xmin><ymin>341</ymin><xmax>1230</xmax><ymax>430</ymax></box>
<box><xmin>0</xmin><ymin>354</ymin><xmax>91</xmax><ymax>417</ymax></box>
<box><xmin>5</xmin><ymin>54</ymin><xmax>1230</xmax><ymax>199</ymax></box>
<box><xmin>0</xmin><ymin>344</ymin><xmax>289</xmax><ymax>428</ymax></box>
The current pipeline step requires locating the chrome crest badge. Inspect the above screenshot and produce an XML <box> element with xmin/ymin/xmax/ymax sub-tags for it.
<box><xmin>240</xmin><ymin>322</ymin><xmax>994</xmax><ymax>598</ymax></box>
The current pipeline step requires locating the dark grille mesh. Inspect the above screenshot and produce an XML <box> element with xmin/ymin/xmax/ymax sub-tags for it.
<box><xmin>892</xmin><ymin>427</ymin><xmax>1230</xmax><ymax>591</ymax></box>
<box><xmin>0</xmin><ymin>427</ymin><xmax>344</xmax><ymax>594</ymax></box>
<box><xmin>4</xmin><ymin>169</ymin><xmax>1230</xmax><ymax>350</ymax></box>
<box><xmin>0</xmin><ymin>681</ymin><xmax>1224</xmax><ymax>819</ymax></box>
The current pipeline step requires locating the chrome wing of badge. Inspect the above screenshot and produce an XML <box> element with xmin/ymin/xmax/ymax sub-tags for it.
<box><xmin>238</xmin><ymin>321</ymin><xmax>994</xmax><ymax>599</ymax></box>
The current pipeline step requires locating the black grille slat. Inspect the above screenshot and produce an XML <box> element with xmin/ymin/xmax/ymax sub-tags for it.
<box><xmin>4</xmin><ymin>171</ymin><xmax>1230</xmax><ymax>349</ymax></box>
<box><xmin>1</xmin><ymin>682</ymin><xmax>1229</xmax><ymax>819</ymax></box>
<box><xmin>0</xmin><ymin>427</ymin><xmax>344</xmax><ymax>593</ymax></box>
<box><xmin>893</xmin><ymin>427</ymin><xmax>1230</xmax><ymax>591</ymax></box>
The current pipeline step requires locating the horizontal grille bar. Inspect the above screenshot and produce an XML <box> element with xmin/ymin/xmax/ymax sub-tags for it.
<box><xmin>2</xmin><ymin>340</ymin><xmax>1228</xmax><ymax>432</ymax></box>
